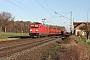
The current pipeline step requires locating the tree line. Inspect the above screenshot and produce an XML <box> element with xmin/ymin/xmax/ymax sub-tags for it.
<box><xmin>0</xmin><ymin>12</ymin><xmax>66</xmax><ymax>34</ymax></box>
<box><xmin>0</xmin><ymin>12</ymin><xmax>31</xmax><ymax>33</ymax></box>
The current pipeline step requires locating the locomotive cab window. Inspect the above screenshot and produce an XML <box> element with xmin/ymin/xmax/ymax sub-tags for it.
<box><xmin>30</xmin><ymin>25</ymin><xmax>38</xmax><ymax>28</ymax></box>
<box><xmin>35</xmin><ymin>25</ymin><xmax>38</xmax><ymax>28</ymax></box>
<box><xmin>30</xmin><ymin>25</ymin><xmax>34</xmax><ymax>28</ymax></box>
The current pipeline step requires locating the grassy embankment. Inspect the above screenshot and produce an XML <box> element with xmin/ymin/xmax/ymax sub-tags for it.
<box><xmin>0</xmin><ymin>32</ymin><xmax>29</xmax><ymax>39</ymax></box>
<box><xmin>79</xmin><ymin>37</ymin><xmax>90</xmax><ymax>55</ymax></box>
<box><xmin>43</xmin><ymin>36</ymin><xmax>90</xmax><ymax>60</ymax></box>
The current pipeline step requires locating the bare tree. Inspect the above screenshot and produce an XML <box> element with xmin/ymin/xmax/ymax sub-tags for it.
<box><xmin>80</xmin><ymin>24</ymin><xmax>90</xmax><ymax>39</ymax></box>
<box><xmin>0</xmin><ymin>11</ymin><xmax>32</xmax><ymax>34</ymax></box>
<box><xmin>0</xmin><ymin>12</ymin><xmax>15</xmax><ymax>34</ymax></box>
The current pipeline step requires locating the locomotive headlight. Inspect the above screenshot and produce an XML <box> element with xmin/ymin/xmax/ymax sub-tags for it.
<box><xmin>30</xmin><ymin>29</ymin><xmax>32</xmax><ymax>31</ymax></box>
<box><xmin>36</xmin><ymin>30</ymin><xmax>38</xmax><ymax>31</ymax></box>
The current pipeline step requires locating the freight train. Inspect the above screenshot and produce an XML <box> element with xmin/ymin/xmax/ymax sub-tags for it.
<box><xmin>29</xmin><ymin>22</ymin><xmax>67</xmax><ymax>37</ymax></box>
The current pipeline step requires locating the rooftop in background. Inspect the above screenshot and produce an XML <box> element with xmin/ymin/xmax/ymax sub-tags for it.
<box><xmin>73</xmin><ymin>22</ymin><xmax>90</xmax><ymax>28</ymax></box>
<box><xmin>73</xmin><ymin>22</ymin><xmax>90</xmax><ymax>24</ymax></box>
<box><xmin>73</xmin><ymin>22</ymin><xmax>90</xmax><ymax>30</ymax></box>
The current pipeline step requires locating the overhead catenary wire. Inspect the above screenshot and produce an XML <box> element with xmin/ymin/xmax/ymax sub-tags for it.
<box><xmin>56</xmin><ymin>12</ymin><xmax>70</xmax><ymax>17</ymax></box>
<box><xmin>5</xmin><ymin>0</ymin><xmax>41</xmax><ymax>18</ymax></box>
<box><xmin>14</xmin><ymin>0</ymin><xmax>44</xmax><ymax>17</ymax></box>
<box><xmin>35</xmin><ymin>0</ymin><xmax>52</xmax><ymax>16</ymax></box>
<box><xmin>40</xmin><ymin>0</ymin><xmax>70</xmax><ymax>24</ymax></box>
<box><xmin>35</xmin><ymin>0</ymin><xmax>57</xmax><ymax>24</ymax></box>
<box><xmin>41</xmin><ymin>0</ymin><xmax>58</xmax><ymax>22</ymax></box>
<box><xmin>42</xmin><ymin>0</ymin><xmax>71</xmax><ymax>21</ymax></box>
<box><xmin>63</xmin><ymin>12</ymin><xmax>70</xmax><ymax>17</ymax></box>
<box><xmin>14</xmin><ymin>0</ymin><xmax>34</xmax><ymax>11</ymax></box>
<box><xmin>41</xmin><ymin>0</ymin><xmax>60</xmax><ymax>22</ymax></box>
<box><xmin>55</xmin><ymin>12</ymin><xmax>71</xmax><ymax>20</ymax></box>
<box><xmin>35</xmin><ymin>0</ymin><xmax>72</xmax><ymax>32</ymax></box>
<box><xmin>42</xmin><ymin>1</ymin><xmax>70</xmax><ymax>19</ymax></box>
<box><xmin>42</xmin><ymin>0</ymin><xmax>54</xmax><ymax>12</ymax></box>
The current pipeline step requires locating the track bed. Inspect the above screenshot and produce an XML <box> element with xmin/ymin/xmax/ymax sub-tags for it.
<box><xmin>0</xmin><ymin>37</ymin><xmax>62</xmax><ymax>60</ymax></box>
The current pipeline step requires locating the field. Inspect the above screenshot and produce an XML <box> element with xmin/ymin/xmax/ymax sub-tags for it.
<box><xmin>0</xmin><ymin>32</ymin><xmax>29</xmax><ymax>39</ymax></box>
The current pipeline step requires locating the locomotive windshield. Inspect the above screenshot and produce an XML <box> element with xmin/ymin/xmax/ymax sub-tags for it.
<box><xmin>30</xmin><ymin>25</ymin><xmax>38</xmax><ymax>28</ymax></box>
<box><xmin>35</xmin><ymin>25</ymin><xmax>38</xmax><ymax>28</ymax></box>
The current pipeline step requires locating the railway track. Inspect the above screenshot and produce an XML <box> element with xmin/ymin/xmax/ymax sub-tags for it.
<box><xmin>0</xmin><ymin>37</ymin><xmax>61</xmax><ymax>59</ymax></box>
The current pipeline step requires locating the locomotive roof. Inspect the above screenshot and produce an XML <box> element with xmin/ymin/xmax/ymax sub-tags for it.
<box><xmin>31</xmin><ymin>22</ymin><xmax>42</xmax><ymax>24</ymax></box>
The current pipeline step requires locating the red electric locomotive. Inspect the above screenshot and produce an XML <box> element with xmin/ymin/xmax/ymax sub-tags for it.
<box><xmin>29</xmin><ymin>22</ymin><xmax>49</xmax><ymax>37</ymax></box>
<box><xmin>29</xmin><ymin>22</ymin><xmax>62</xmax><ymax>37</ymax></box>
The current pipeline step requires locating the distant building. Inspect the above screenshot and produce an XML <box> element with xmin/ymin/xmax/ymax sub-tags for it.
<box><xmin>73</xmin><ymin>22</ymin><xmax>90</xmax><ymax>36</ymax></box>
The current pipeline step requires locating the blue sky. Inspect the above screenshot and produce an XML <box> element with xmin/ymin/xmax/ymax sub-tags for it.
<box><xmin>0</xmin><ymin>0</ymin><xmax>90</xmax><ymax>31</ymax></box>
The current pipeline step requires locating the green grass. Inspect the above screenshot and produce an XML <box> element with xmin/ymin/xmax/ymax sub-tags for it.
<box><xmin>0</xmin><ymin>32</ymin><xmax>29</xmax><ymax>39</ymax></box>
<box><xmin>79</xmin><ymin>37</ymin><xmax>90</xmax><ymax>55</ymax></box>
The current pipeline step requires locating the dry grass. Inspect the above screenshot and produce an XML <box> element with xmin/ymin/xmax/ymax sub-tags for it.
<box><xmin>48</xmin><ymin>35</ymin><xmax>90</xmax><ymax>60</ymax></box>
